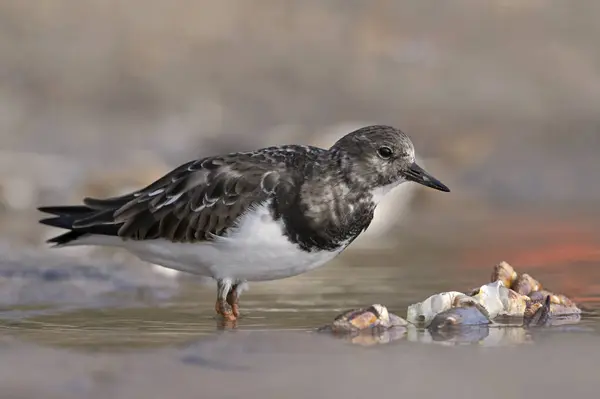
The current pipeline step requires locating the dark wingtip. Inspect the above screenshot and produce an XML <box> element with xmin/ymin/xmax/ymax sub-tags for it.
<box><xmin>45</xmin><ymin>230</ymin><xmax>87</xmax><ymax>246</ymax></box>
<box><xmin>39</xmin><ymin>216</ymin><xmax>65</xmax><ymax>228</ymax></box>
<box><xmin>38</xmin><ymin>205</ymin><xmax>94</xmax><ymax>216</ymax></box>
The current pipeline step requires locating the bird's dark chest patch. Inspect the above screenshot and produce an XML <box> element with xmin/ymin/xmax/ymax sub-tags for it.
<box><xmin>273</xmin><ymin>189</ymin><xmax>375</xmax><ymax>253</ymax></box>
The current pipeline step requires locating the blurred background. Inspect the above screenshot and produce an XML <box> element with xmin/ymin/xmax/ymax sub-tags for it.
<box><xmin>0</xmin><ymin>0</ymin><xmax>600</xmax><ymax>321</ymax></box>
<box><xmin>2</xmin><ymin>0</ymin><xmax>600</xmax><ymax>217</ymax></box>
<box><xmin>2</xmin><ymin>0</ymin><xmax>600</xmax><ymax>265</ymax></box>
<box><xmin>1</xmin><ymin>0</ymin><xmax>600</xmax><ymax>292</ymax></box>
<box><xmin>1</xmin><ymin>1</ymin><xmax>600</xmax><ymax>397</ymax></box>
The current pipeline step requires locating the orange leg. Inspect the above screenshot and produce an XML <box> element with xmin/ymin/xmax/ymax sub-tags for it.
<box><xmin>215</xmin><ymin>279</ymin><xmax>237</xmax><ymax>321</ymax></box>
<box><xmin>226</xmin><ymin>284</ymin><xmax>240</xmax><ymax>318</ymax></box>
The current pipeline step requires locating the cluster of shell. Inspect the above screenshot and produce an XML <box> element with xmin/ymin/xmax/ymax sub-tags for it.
<box><xmin>409</xmin><ymin>261</ymin><xmax>580</xmax><ymax>328</ymax></box>
<box><xmin>319</xmin><ymin>261</ymin><xmax>582</xmax><ymax>345</ymax></box>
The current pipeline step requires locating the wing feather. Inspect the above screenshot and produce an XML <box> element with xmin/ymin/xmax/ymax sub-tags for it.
<box><xmin>80</xmin><ymin>155</ymin><xmax>293</xmax><ymax>243</ymax></box>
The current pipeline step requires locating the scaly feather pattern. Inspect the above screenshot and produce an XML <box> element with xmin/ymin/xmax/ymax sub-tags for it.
<box><xmin>40</xmin><ymin>147</ymin><xmax>317</xmax><ymax>244</ymax></box>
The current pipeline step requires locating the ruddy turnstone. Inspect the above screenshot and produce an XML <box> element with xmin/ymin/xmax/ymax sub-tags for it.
<box><xmin>38</xmin><ymin>125</ymin><xmax>449</xmax><ymax>321</ymax></box>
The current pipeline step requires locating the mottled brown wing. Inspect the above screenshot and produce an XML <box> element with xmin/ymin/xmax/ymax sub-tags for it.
<box><xmin>87</xmin><ymin>156</ymin><xmax>289</xmax><ymax>243</ymax></box>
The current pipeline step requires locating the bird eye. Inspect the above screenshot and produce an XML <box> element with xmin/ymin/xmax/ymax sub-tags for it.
<box><xmin>377</xmin><ymin>146</ymin><xmax>393</xmax><ymax>159</ymax></box>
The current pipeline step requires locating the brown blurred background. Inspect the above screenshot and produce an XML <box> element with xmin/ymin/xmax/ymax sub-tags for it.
<box><xmin>1</xmin><ymin>5</ymin><xmax>600</xmax><ymax>397</ymax></box>
<box><xmin>0</xmin><ymin>0</ymin><xmax>599</xmax><ymax>249</ymax></box>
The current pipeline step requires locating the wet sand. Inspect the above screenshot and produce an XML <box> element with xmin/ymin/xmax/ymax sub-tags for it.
<box><xmin>1</xmin><ymin>331</ymin><xmax>600</xmax><ymax>399</ymax></box>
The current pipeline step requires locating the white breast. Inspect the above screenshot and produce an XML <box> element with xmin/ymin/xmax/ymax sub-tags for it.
<box><xmin>370</xmin><ymin>180</ymin><xmax>405</xmax><ymax>204</ymax></box>
<box><xmin>116</xmin><ymin>201</ymin><xmax>346</xmax><ymax>282</ymax></box>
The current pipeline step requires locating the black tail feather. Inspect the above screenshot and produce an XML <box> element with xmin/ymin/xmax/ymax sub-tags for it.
<box><xmin>46</xmin><ymin>230</ymin><xmax>89</xmax><ymax>245</ymax></box>
<box><xmin>39</xmin><ymin>215</ymin><xmax>77</xmax><ymax>230</ymax></box>
<box><xmin>38</xmin><ymin>205</ymin><xmax>122</xmax><ymax>245</ymax></box>
<box><xmin>37</xmin><ymin>205</ymin><xmax>94</xmax><ymax>217</ymax></box>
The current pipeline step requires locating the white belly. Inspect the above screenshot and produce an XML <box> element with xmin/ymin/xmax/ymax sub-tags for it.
<box><xmin>96</xmin><ymin>202</ymin><xmax>346</xmax><ymax>282</ymax></box>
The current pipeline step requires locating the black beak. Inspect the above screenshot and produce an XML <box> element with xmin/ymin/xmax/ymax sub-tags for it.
<box><xmin>404</xmin><ymin>162</ymin><xmax>450</xmax><ymax>192</ymax></box>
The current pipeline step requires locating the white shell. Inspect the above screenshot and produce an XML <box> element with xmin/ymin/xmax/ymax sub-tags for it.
<box><xmin>470</xmin><ymin>281</ymin><xmax>506</xmax><ymax>318</ymax></box>
<box><xmin>406</xmin><ymin>291</ymin><xmax>469</xmax><ymax>326</ymax></box>
<box><xmin>372</xmin><ymin>304</ymin><xmax>389</xmax><ymax>324</ymax></box>
<box><xmin>470</xmin><ymin>280</ymin><xmax>528</xmax><ymax>318</ymax></box>
<box><xmin>371</xmin><ymin>304</ymin><xmax>409</xmax><ymax>328</ymax></box>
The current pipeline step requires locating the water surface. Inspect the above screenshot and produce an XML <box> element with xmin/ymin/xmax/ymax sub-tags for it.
<box><xmin>0</xmin><ymin>204</ymin><xmax>599</xmax><ymax>397</ymax></box>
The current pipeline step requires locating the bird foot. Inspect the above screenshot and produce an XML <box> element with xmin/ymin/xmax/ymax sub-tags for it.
<box><xmin>215</xmin><ymin>300</ymin><xmax>237</xmax><ymax>321</ymax></box>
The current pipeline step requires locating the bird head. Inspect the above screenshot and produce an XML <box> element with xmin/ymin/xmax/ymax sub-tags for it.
<box><xmin>330</xmin><ymin>125</ymin><xmax>450</xmax><ymax>201</ymax></box>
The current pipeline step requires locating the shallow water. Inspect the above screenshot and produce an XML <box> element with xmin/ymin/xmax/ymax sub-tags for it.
<box><xmin>0</xmin><ymin>204</ymin><xmax>599</xmax><ymax>397</ymax></box>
